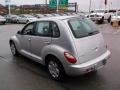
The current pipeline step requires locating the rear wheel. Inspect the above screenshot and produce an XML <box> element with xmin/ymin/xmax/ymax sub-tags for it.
<box><xmin>99</xmin><ymin>17</ymin><xmax>104</xmax><ymax>24</ymax></box>
<box><xmin>2</xmin><ymin>22</ymin><xmax>6</xmax><ymax>25</ymax></box>
<box><xmin>10</xmin><ymin>42</ymin><xmax>19</xmax><ymax>56</ymax></box>
<box><xmin>46</xmin><ymin>57</ymin><xmax>65</xmax><ymax>80</ymax></box>
<box><xmin>26</xmin><ymin>20</ymin><xmax>29</xmax><ymax>24</ymax></box>
<box><xmin>108</xmin><ymin>16</ymin><xmax>111</xmax><ymax>23</ymax></box>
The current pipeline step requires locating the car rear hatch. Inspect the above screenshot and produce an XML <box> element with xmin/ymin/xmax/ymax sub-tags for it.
<box><xmin>74</xmin><ymin>33</ymin><xmax>106</xmax><ymax>64</ymax></box>
<box><xmin>68</xmin><ymin>17</ymin><xmax>107</xmax><ymax>64</ymax></box>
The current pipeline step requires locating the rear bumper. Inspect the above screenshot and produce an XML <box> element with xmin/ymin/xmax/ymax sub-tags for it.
<box><xmin>65</xmin><ymin>50</ymin><xmax>111</xmax><ymax>76</ymax></box>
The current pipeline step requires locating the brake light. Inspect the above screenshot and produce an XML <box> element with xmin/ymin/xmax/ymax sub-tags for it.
<box><xmin>64</xmin><ymin>52</ymin><xmax>77</xmax><ymax>64</ymax></box>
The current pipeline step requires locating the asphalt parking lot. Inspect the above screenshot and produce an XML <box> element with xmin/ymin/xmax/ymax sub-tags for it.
<box><xmin>0</xmin><ymin>23</ymin><xmax>120</xmax><ymax>90</ymax></box>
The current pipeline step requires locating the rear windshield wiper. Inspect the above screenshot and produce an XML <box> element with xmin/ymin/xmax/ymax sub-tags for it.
<box><xmin>88</xmin><ymin>31</ymin><xmax>99</xmax><ymax>36</ymax></box>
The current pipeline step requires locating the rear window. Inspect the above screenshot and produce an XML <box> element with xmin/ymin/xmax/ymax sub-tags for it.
<box><xmin>68</xmin><ymin>18</ymin><xmax>99</xmax><ymax>38</ymax></box>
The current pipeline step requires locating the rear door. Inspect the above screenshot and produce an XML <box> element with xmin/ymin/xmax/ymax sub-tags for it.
<box><xmin>30</xmin><ymin>21</ymin><xmax>51</xmax><ymax>61</ymax></box>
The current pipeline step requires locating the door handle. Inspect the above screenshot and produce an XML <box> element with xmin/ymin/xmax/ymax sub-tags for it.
<box><xmin>28</xmin><ymin>38</ymin><xmax>31</xmax><ymax>41</ymax></box>
<box><xmin>44</xmin><ymin>41</ymin><xmax>50</xmax><ymax>44</ymax></box>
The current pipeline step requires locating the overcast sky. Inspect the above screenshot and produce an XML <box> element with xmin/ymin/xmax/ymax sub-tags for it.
<box><xmin>0</xmin><ymin>0</ymin><xmax>120</xmax><ymax>11</ymax></box>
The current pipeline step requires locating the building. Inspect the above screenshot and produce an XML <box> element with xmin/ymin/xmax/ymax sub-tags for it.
<box><xmin>0</xmin><ymin>4</ymin><xmax>7</xmax><ymax>15</ymax></box>
<box><xmin>19</xmin><ymin>4</ymin><xmax>51</xmax><ymax>14</ymax></box>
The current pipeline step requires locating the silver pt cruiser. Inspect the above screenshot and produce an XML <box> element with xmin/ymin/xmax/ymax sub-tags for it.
<box><xmin>9</xmin><ymin>16</ymin><xmax>111</xmax><ymax>80</ymax></box>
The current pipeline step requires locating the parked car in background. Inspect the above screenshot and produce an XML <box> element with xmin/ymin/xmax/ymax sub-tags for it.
<box><xmin>33</xmin><ymin>14</ymin><xmax>45</xmax><ymax>18</ymax></box>
<box><xmin>0</xmin><ymin>15</ymin><xmax>6</xmax><ymax>24</ymax></box>
<box><xmin>17</xmin><ymin>14</ymin><xmax>37</xmax><ymax>23</ymax></box>
<box><xmin>71</xmin><ymin>13</ymin><xmax>78</xmax><ymax>15</ymax></box>
<box><xmin>4</xmin><ymin>14</ymin><xmax>18</xmax><ymax>23</ymax></box>
<box><xmin>9</xmin><ymin>15</ymin><xmax>20</xmax><ymax>23</ymax></box>
<box><xmin>51</xmin><ymin>13</ymin><xmax>61</xmax><ymax>16</ymax></box>
<box><xmin>87</xmin><ymin>13</ymin><xmax>104</xmax><ymax>23</ymax></box>
<box><xmin>44</xmin><ymin>14</ymin><xmax>53</xmax><ymax>17</ymax></box>
<box><xmin>111</xmin><ymin>11</ymin><xmax>120</xmax><ymax>25</ymax></box>
<box><xmin>90</xmin><ymin>9</ymin><xmax>114</xmax><ymax>23</ymax></box>
<box><xmin>4</xmin><ymin>14</ymin><xmax>11</xmax><ymax>22</ymax></box>
<box><xmin>9</xmin><ymin>16</ymin><xmax>110</xmax><ymax>80</ymax></box>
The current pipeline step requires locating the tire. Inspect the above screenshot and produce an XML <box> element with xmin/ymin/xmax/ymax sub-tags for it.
<box><xmin>111</xmin><ymin>22</ymin><xmax>113</xmax><ymax>26</ymax></box>
<box><xmin>2</xmin><ymin>22</ymin><xmax>6</xmax><ymax>25</ymax></box>
<box><xmin>10</xmin><ymin>42</ymin><xmax>19</xmax><ymax>56</ymax></box>
<box><xmin>46</xmin><ymin>57</ymin><xmax>65</xmax><ymax>81</ymax></box>
<box><xmin>26</xmin><ymin>20</ymin><xmax>29</xmax><ymax>24</ymax></box>
<box><xmin>98</xmin><ymin>17</ymin><xmax>104</xmax><ymax>24</ymax></box>
<box><xmin>17</xmin><ymin>20</ymin><xmax>19</xmax><ymax>24</ymax></box>
<box><xmin>108</xmin><ymin>16</ymin><xmax>111</xmax><ymax>23</ymax></box>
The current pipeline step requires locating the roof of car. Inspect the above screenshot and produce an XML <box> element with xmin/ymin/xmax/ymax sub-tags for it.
<box><xmin>28</xmin><ymin>15</ymin><xmax>85</xmax><ymax>23</ymax></box>
<box><xmin>37</xmin><ymin>15</ymin><xmax>77</xmax><ymax>21</ymax></box>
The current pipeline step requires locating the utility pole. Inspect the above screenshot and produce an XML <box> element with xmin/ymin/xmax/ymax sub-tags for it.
<box><xmin>56</xmin><ymin>0</ymin><xmax>59</xmax><ymax>13</ymax></box>
<box><xmin>45</xmin><ymin>0</ymin><xmax>47</xmax><ymax>5</ymax></box>
<box><xmin>5</xmin><ymin>0</ymin><xmax>11</xmax><ymax>15</ymax></box>
<box><xmin>89</xmin><ymin>0</ymin><xmax>92</xmax><ymax>13</ymax></box>
<box><xmin>105</xmin><ymin>0</ymin><xmax>107</xmax><ymax>11</ymax></box>
<box><xmin>75</xmin><ymin>2</ymin><xmax>78</xmax><ymax>13</ymax></box>
<box><xmin>8</xmin><ymin>0</ymin><xmax>11</xmax><ymax>15</ymax></box>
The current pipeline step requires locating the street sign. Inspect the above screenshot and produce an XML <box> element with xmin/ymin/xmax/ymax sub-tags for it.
<box><xmin>49</xmin><ymin>0</ymin><xmax>68</xmax><ymax>9</ymax></box>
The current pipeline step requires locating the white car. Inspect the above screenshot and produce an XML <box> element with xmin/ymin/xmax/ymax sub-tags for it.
<box><xmin>17</xmin><ymin>14</ymin><xmax>37</xmax><ymax>24</ymax></box>
<box><xmin>44</xmin><ymin>14</ymin><xmax>53</xmax><ymax>17</ymax></box>
<box><xmin>91</xmin><ymin>9</ymin><xmax>113</xmax><ymax>23</ymax></box>
<box><xmin>0</xmin><ymin>15</ymin><xmax>6</xmax><ymax>24</ymax></box>
<box><xmin>33</xmin><ymin>14</ymin><xmax>46</xmax><ymax>18</ymax></box>
<box><xmin>111</xmin><ymin>12</ymin><xmax>120</xmax><ymax>25</ymax></box>
<box><xmin>87</xmin><ymin>13</ymin><xmax>104</xmax><ymax>23</ymax></box>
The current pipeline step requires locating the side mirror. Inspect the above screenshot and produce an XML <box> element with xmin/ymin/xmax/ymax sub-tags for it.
<box><xmin>26</xmin><ymin>29</ymin><xmax>32</xmax><ymax>34</ymax></box>
<box><xmin>17</xmin><ymin>30</ymin><xmax>21</xmax><ymax>34</ymax></box>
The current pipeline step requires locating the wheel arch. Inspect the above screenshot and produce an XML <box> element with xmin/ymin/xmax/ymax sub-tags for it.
<box><xmin>9</xmin><ymin>36</ymin><xmax>21</xmax><ymax>52</ymax></box>
<box><xmin>45</xmin><ymin>54</ymin><xmax>66</xmax><ymax>74</ymax></box>
<box><xmin>45</xmin><ymin>54</ymin><xmax>62</xmax><ymax>66</ymax></box>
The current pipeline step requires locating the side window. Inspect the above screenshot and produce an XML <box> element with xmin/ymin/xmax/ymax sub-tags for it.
<box><xmin>35</xmin><ymin>21</ymin><xmax>50</xmax><ymax>37</ymax></box>
<box><xmin>22</xmin><ymin>22</ymin><xmax>35</xmax><ymax>35</ymax></box>
<box><xmin>51</xmin><ymin>22</ymin><xmax>60</xmax><ymax>38</ymax></box>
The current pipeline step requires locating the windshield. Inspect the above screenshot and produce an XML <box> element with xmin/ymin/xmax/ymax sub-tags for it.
<box><xmin>68</xmin><ymin>18</ymin><xmax>99</xmax><ymax>38</ymax></box>
<box><xmin>25</xmin><ymin>15</ymin><xmax>34</xmax><ymax>18</ymax></box>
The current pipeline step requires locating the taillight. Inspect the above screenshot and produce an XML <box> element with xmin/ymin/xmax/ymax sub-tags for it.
<box><xmin>64</xmin><ymin>52</ymin><xmax>77</xmax><ymax>64</ymax></box>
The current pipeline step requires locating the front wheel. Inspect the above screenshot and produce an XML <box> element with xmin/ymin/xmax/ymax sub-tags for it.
<box><xmin>46</xmin><ymin>57</ymin><xmax>65</xmax><ymax>80</ymax></box>
<box><xmin>10</xmin><ymin>42</ymin><xmax>19</xmax><ymax>56</ymax></box>
<box><xmin>2</xmin><ymin>22</ymin><xmax>6</xmax><ymax>25</ymax></box>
